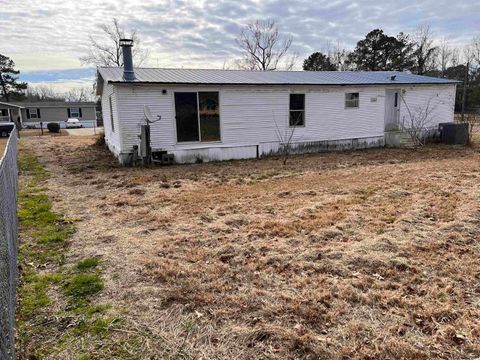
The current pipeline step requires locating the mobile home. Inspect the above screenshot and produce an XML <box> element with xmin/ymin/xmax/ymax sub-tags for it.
<box><xmin>96</xmin><ymin>43</ymin><xmax>458</xmax><ymax>165</ymax></box>
<box><xmin>0</xmin><ymin>101</ymin><xmax>97</xmax><ymax>129</ymax></box>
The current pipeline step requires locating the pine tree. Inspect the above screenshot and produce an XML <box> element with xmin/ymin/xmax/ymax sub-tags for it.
<box><xmin>303</xmin><ymin>52</ymin><xmax>337</xmax><ymax>71</ymax></box>
<box><xmin>347</xmin><ymin>29</ymin><xmax>414</xmax><ymax>71</ymax></box>
<box><xmin>0</xmin><ymin>54</ymin><xmax>27</xmax><ymax>102</ymax></box>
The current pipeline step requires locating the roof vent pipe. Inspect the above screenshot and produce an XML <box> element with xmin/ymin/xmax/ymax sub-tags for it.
<box><xmin>120</xmin><ymin>38</ymin><xmax>135</xmax><ymax>81</ymax></box>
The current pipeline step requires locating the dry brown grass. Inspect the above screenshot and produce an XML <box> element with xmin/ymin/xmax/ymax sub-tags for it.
<box><xmin>19</xmin><ymin>128</ymin><xmax>69</xmax><ymax>137</ymax></box>
<box><xmin>0</xmin><ymin>138</ymin><xmax>7</xmax><ymax>155</ymax></box>
<box><xmin>20</xmin><ymin>135</ymin><xmax>480</xmax><ymax>359</ymax></box>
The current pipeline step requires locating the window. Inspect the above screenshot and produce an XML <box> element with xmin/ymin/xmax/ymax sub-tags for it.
<box><xmin>394</xmin><ymin>92</ymin><xmax>398</xmax><ymax>107</ymax></box>
<box><xmin>109</xmin><ymin>95</ymin><xmax>115</xmax><ymax>132</ymax></box>
<box><xmin>0</xmin><ymin>109</ymin><xmax>7</xmax><ymax>116</ymax></box>
<box><xmin>345</xmin><ymin>93</ymin><xmax>359</xmax><ymax>108</ymax></box>
<box><xmin>289</xmin><ymin>94</ymin><xmax>305</xmax><ymax>127</ymax></box>
<box><xmin>28</xmin><ymin>108</ymin><xmax>39</xmax><ymax>119</ymax></box>
<box><xmin>199</xmin><ymin>92</ymin><xmax>220</xmax><ymax>142</ymax></box>
<box><xmin>174</xmin><ymin>92</ymin><xmax>220</xmax><ymax>142</ymax></box>
<box><xmin>69</xmin><ymin>107</ymin><xmax>80</xmax><ymax>118</ymax></box>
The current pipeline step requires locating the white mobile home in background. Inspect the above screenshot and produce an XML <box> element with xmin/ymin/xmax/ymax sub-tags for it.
<box><xmin>96</xmin><ymin>43</ymin><xmax>458</xmax><ymax>165</ymax></box>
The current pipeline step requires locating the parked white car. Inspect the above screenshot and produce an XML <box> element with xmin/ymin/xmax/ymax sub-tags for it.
<box><xmin>65</xmin><ymin>118</ymin><xmax>83</xmax><ymax>129</ymax></box>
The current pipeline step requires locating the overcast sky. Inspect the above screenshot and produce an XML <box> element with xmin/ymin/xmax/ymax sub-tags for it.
<box><xmin>1</xmin><ymin>0</ymin><xmax>479</xmax><ymax>92</ymax></box>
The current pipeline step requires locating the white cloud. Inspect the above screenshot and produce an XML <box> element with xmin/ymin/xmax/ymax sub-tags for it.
<box><xmin>1</xmin><ymin>0</ymin><xmax>479</xmax><ymax>90</ymax></box>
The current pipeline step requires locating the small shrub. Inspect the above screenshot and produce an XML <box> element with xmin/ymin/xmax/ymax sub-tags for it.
<box><xmin>47</xmin><ymin>122</ymin><xmax>60</xmax><ymax>133</ymax></box>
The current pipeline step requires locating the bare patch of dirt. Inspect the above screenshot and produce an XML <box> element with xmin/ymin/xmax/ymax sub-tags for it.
<box><xmin>21</xmin><ymin>135</ymin><xmax>480</xmax><ymax>359</ymax></box>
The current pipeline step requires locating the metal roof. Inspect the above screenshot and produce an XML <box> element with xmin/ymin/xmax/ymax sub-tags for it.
<box><xmin>0</xmin><ymin>101</ymin><xmax>24</xmax><ymax>109</ymax></box>
<box><xmin>0</xmin><ymin>101</ymin><xmax>96</xmax><ymax>108</ymax></box>
<box><xmin>97</xmin><ymin>67</ymin><xmax>459</xmax><ymax>87</ymax></box>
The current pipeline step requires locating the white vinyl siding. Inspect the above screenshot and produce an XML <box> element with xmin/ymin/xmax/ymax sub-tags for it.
<box><xmin>101</xmin><ymin>83</ymin><xmax>121</xmax><ymax>155</ymax></box>
<box><xmin>110</xmin><ymin>83</ymin><xmax>456</xmax><ymax>163</ymax></box>
<box><xmin>115</xmin><ymin>86</ymin><xmax>174</xmax><ymax>151</ymax></box>
<box><xmin>292</xmin><ymin>87</ymin><xmax>385</xmax><ymax>143</ymax></box>
<box><xmin>398</xmin><ymin>85</ymin><xmax>456</xmax><ymax>129</ymax></box>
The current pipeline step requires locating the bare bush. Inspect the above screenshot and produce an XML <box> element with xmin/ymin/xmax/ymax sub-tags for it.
<box><xmin>272</xmin><ymin>111</ymin><xmax>303</xmax><ymax>165</ymax></box>
<box><xmin>399</xmin><ymin>93</ymin><xmax>438</xmax><ymax>146</ymax></box>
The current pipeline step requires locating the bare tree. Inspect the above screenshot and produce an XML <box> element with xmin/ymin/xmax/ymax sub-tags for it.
<box><xmin>471</xmin><ymin>36</ymin><xmax>480</xmax><ymax>68</ymax></box>
<box><xmin>26</xmin><ymin>85</ymin><xmax>64</xmax><ymax>101</ymax></box>
<box><xmin>235</xmin><ymin>20</ymin><xmax>295</xmax><ymax>71</ymax></box>
<box><xmin>459</xmin><ymin>42</ymin><xmax>478</xmax><ymax>144</ymax></box>
<box><xmin>324</xmin><ymin>40</ymin><xmax>351</xmax><ymax>71</ymax></box>
<box><xmin>460</xmin><ymin>45</ymin><xmax>474</xmax><ymax>123</ymax></box>
<box><xmin>438</xmin><ymin>38</ymin><xmax>453</xmax><ymax>77</ymax></box>
<box><xmin>80</xmin><ymin>18</ymin><xmax>149</xmax><ymax>67</ymax></box>
<box><xmin>331</xmin><ymin>41</ymin><xmax>351</xmax><ymax>71</ymax></box>
<box><xmin>65</xmin><ymin>87</ymin><xmax>95</xmax><ymax>102</ymax></box>
<box><xmin>449</xmin><ymin>47</ymin><xmax>461</xmax><ymax>68</ymax></box>
<box><xmin>284</xmin><ymin>53</ymin><xmax>299</xmax><ymax>71</ymax></box>
<box><xmin>413</xmin><ymin>25</ymin><xmax>438</xmax><ymax>75</ymax></box>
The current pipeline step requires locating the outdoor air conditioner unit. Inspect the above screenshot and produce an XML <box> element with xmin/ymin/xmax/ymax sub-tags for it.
<box><xmin>438</xmin><ymin>123</ymin><xmax>469</xmax><ymax>145</ymax></box>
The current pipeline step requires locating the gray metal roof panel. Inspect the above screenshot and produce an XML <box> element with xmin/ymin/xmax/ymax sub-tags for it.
<box><xmin>4</xmin><ymin>101</ymin><xmax>95</xmax><ymax>107</ymax></box>
<box><xmin>97</xmin><ymin>67</ymin><xmax>460</xmax><ymax>86</ymax></box>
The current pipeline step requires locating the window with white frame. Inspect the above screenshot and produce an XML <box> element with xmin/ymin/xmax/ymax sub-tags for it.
<box><xmin>345</xmin><ymin>93</ymin><xmax>359</xmax><ymax>108</ymax></box>
<box><xmin>289</xmin><ymin>93</ymin><xmax>305</xmax><ymax>127</ymax></box>
<box><xmin>69</xmin><ymin>107</ymin><xmax>80</xmax><ymax>118</ymax></box>
<box><xmin>29</xmin><ymin>108</ymin><xmax>39</xmax><ymax>119</ymax></box>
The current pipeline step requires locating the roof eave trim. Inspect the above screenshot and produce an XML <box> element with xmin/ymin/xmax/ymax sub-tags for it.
<box><xmin>107</xmin><ymin>81</ymin><xmax>460</xmax><ymax>86</ymax></box>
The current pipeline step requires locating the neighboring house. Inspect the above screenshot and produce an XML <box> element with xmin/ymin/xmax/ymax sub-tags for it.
<box><xmin>0</xmin><ymin>101</ymin><xmax>97</xmax><ymax>128</ymax></box>
<box><xmin>95</xmin><ymin>41</ymin><xmax>458</xmax><ymax>165</ymax></box>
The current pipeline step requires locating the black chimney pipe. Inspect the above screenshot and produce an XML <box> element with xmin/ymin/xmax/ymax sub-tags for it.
<box><xmin>120</xmin><ymin>38</ymin><xmax>135</xmax><ymax>81</ymax></box>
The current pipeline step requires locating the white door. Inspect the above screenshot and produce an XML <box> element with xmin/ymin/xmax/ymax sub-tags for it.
<box><xmin>384</xmin><ymin>89</ymin><xmax>400</xmax><ymax>130</ymax></box>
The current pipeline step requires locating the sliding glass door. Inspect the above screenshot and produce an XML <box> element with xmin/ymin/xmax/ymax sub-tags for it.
<box><xmin>174</xmin><ymin>92</ymin><xmax>199</xmax><ymax>142</ymax></box>
<box><xmin>174</xmin><ymin>92</ymin><xmax>221</xmax><ymax>143</ymax></box>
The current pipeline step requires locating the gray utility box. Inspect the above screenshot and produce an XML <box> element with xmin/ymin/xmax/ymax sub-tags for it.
<box><xmin>438</xmin><ymin>122</ymin><xmax>469</xmax><ymax>145</ymax></box>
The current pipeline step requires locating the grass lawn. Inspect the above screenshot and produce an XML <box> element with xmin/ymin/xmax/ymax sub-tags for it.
<box><xmin>0</xmin><ymin>137</ymin><xmax>7</xmax><ymax>155</ymax></box>
<box><xmin>17</xmin><ymin>133</ymin><xmax>480</xmax><ymax>359</ymax></box>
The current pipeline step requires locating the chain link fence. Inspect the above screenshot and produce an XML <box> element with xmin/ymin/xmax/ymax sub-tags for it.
<box><xmin>0</xmin><ymin>126</ymin><xmax>18</xmax><ymax>360</ymax></box>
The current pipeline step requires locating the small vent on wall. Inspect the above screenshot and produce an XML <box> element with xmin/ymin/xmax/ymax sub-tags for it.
<box><xmin>370</xmin><ymin>97</ymin><xmax>377</xmax><ymax>102</ymax></box>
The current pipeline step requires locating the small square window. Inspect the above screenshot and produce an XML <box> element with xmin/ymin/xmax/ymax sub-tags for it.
<box><xmin>29</xmin><ymin>108</ymin><xmax>38</xmax><ymax>119</ymax></box>
<box><xmin>70</xmin><ymin>107</ymin><xmax>80</xmax><ymax>118</ymax></box>
<box><xmin>345</xmin><ymin>93</ymin><xmax>359</xmax><ymax>108</ymax></box>
<box><xmin>289</xmin><ymin>93</ymin><xmax>305</xmax><ymax>127</ymax></box>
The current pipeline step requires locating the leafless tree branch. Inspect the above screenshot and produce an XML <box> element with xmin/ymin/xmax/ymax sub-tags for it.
<box><xmin>413</xmin><ymin>25</ymin><xmax>438</xmax><ymax>75</ymax></box>
<box><xmin>235</xmin><ymin>20</ymin><xmax>294</xmax><ymax>71</ymax></box>
<box><xmin>80</xmin><ymin>18</ymin><xmax>149</xmax><ymax>67</ymax></box>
